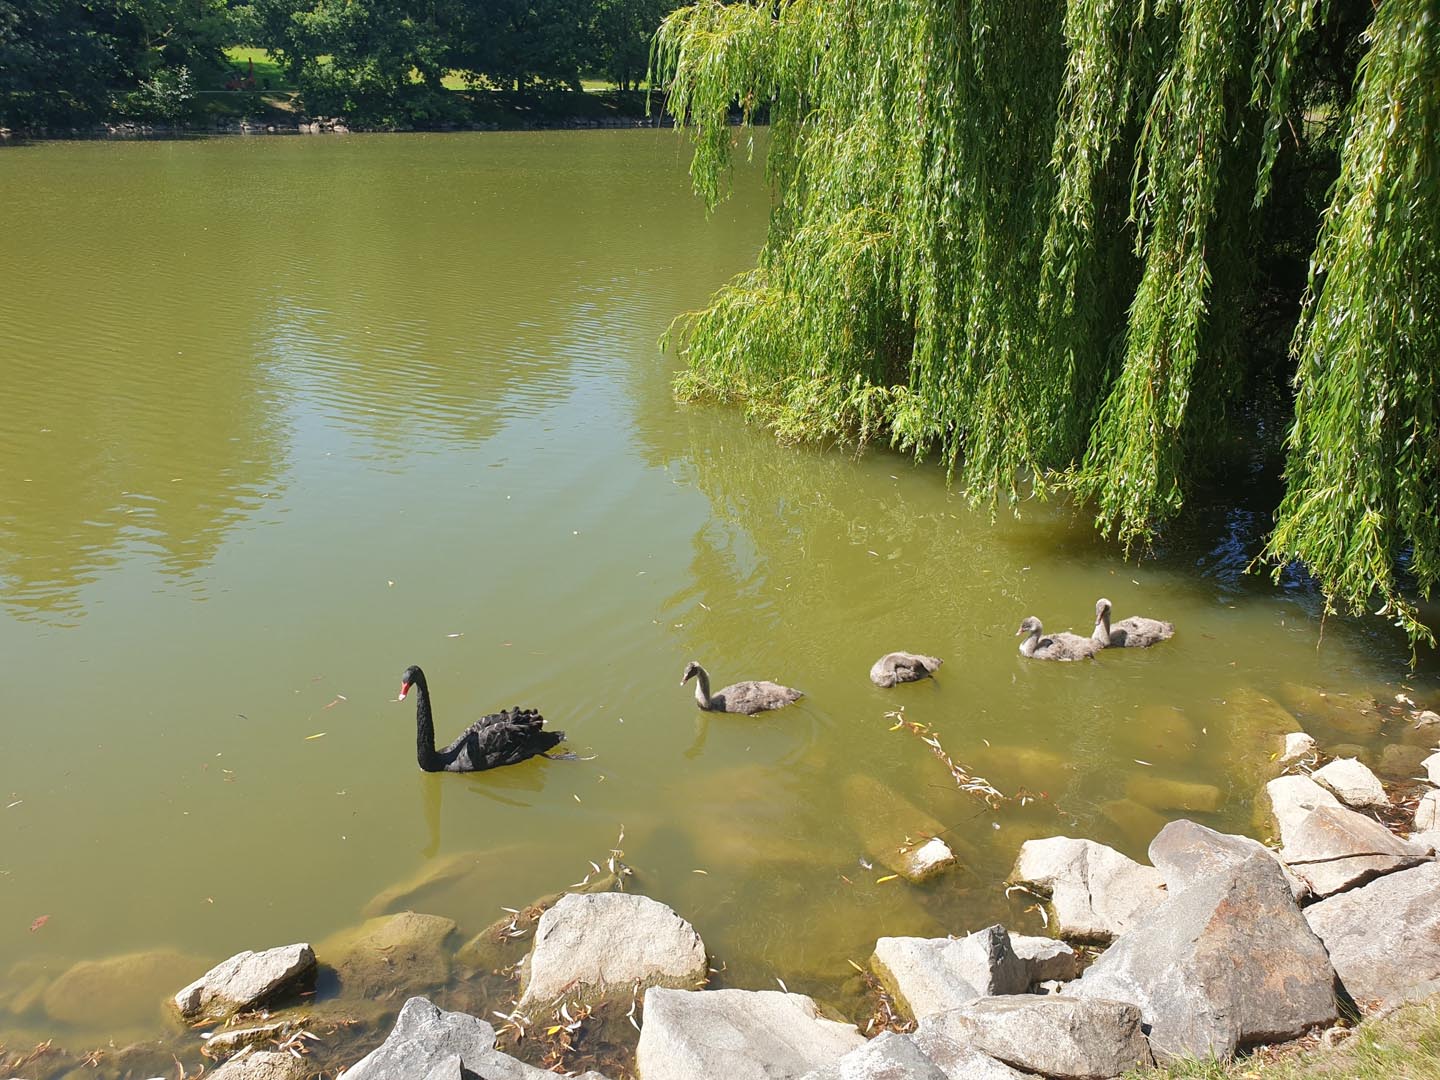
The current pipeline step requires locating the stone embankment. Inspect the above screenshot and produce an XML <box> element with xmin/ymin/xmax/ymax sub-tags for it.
<box><xmin>6</xmin><ymin>698</ymin><xmax>1436</xmax><ymax>1079</ymax></box>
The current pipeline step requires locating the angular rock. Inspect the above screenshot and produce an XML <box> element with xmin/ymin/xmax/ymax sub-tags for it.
<box><xmin>800</xmin><ymin>1029</ymin><xmax>1032</xmax><ymax>1080</ymax></box>
<box><xmin>516</xmin><ymin>892</ymin><xmax>706</xmax><ymax>1014</ymax></box>
<box><xmin>1148</xmin><ymin>819</ymin><xmax>1307</xmax><ymax>901</ymax></box>
<box><xmin>1312</xmin><ymin>758</ymin><xmax>1390</xmax><ymax>810</ymax></box>
<box><xmin>1008</xmin><ymin>934</ymin><xmax>1081</xmax><ymax>984</ymax></box>
<box><xmin>173</xmin><ymin>943</ymin><xmax>316</xmax><ymax>1020</ymax></box>
<box><xmin>1009</xmin><ymin>837</ymin><xmax>1167</xmax><ymax>943</ymax></box>
<box><xmin>1126</xmin><ymin>775</ymin><xmax>1223</xmax><ymax>814</ymax></box>
<box><xmin>1075</xmin><ymin>852</ymin><xmax>1336</xmax><ymax>1060</ymax></box>
<box><xmin>1263</xmin><ymin>774</ymin><xmax>1341</xmax><ymax>836</ymax></box>
<box><xmin>1279</xmin><ymin>732</ymin><xmax>1318</xmax><ymax>766</ymax></box>
<box><xmin>319</xmin><ymin>912</ymin><xmax>456</xmax><ymax>999</ymax></box>
<box><xmin>209</xmin><ymin>1049</ymin><xmax>311</xmax><ymax>1080</ymax></box>
<box><xmin>1426</xmin><ymin>751</ymin><xmax>1440</xmax><ymax>785</ymax></box>
<box><xmin>871</xmin><ymin>926</ymin><xmax>1027</xmax><ymax>1021</ymax></box>
<box><xmin>1304</xmin><ymin>861</ymin><xmax>1440</xmax><ymax>1012</ymax></box>
<box><xmin>635</xmin><ymin>987</ymin><xmax>865</xmax><ymax>1080</ymax></box>
<box><xmin>920</xmin><ymin>996</ymin><xmax>1152</xmax><ymax>1079</ymax></box>
<box><xmin>1278</xmin><ymin>804</ymin><xmax>1428</xmax><ymax>898</ymax></box>
<box><xmin>899</xmin><ymin>837</ymin><xmax>958</xmax><ymax>882</ymax></box>
<box><xmin>340</xmin><ymin>997</ymin><xmax>610</xmax><ymax>1080</ymax></box>
<box><xmin>1415</xmin><ymin>789</ymin><xmax>1440</xmax><ymax>833</ymax></box>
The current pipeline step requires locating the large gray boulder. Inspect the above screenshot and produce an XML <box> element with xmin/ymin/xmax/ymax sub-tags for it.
<box><xmin>871</xmin><ymin>925</ymin><xmax>1027</xmax><ymax>1021</ymax></box>
<box><xmin>635</xmin><ymin>987</ymin><xmax>865</xmax><ymax>1080</ymax></box>
<box><xmin>341</xmin><ymin>997</ymin><xmax>610</xmax><ymax>1080</ymax></box>
<box><xmin>173</xmin><ymin>943</ymin><xmax>316</xmax><ymax>1020</ymax></box>
<box><xmin>1009</xmin><ymin>837</ymin><xmax>1166</xmax><ymax>943</ymax></box>
<box><xmin>1074</xmin><ymin>852</ymin><xmax>1335</xmax><ymax>1060</ymax></box>
<box><xmin>1304</xmin><ymin>861</ymin><xmax>1440</xmax><ymax>1013</ymax></box>
<box><xmin>1312</xmin><ymin>757</ymin><xmax>1390</xmax><ymax>810</ymax></box>
<box><xmin>799</xmin><ymin>1029</ymin><xmax>1033</xmax><ymax>1080</ymax></box>
<box><xmin>918</xmin><ymin>996</ymin><xmax>1152</xmax><ymax>1079</ymax></box>
<box><xmin>1277</xmin><ymin>804</ymin><xmax>1428</xmax><ymax>898</ymax></box>
<box><xmin>1148</xmin><ymin>819</ymin><xmax>1307</xmax><ymax>901</ymax></box>
<box><xmin>1415</xmin><ymin>789</ymin><xmax>1440</xmax><ymax>833</ymax></box>
<box><xmin>516</xmin><ymin>892</ymin><xmax>706</xmax><ymax>1015</ymax></box>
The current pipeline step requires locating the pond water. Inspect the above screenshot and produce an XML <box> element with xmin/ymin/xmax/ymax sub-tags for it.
<box><xmin>1</xmin><ymin>131</ymin><xmax>1436</xmax><ymax>1073</ymax></box>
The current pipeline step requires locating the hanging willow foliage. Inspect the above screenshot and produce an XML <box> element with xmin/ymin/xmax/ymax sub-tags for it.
<box><xmin>1265</xmin><ymin>0</ymin><xmax>1440</xmax><ymax>648</ymax></box>
<box><xmin>655</xmin><ymin>0</ymin><xmax>1438</xmax><ymax>647</ymax></box>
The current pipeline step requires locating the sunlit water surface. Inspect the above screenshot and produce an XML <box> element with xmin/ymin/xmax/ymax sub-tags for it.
<box><xmin>1</xmin><ymin>131</ymin><xmax>1436</xmax><ymax>1071</ymax></box>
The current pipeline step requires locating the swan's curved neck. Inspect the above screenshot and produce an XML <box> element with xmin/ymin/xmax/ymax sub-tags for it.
<box><xmin>1019</xmin><ymin>626</ymin><xmax>1041</xmax><ymax>657</ymax></box>
<box><xmin>1093</xmin><ymin>607</ymin><xmax>1112</xmax><ymax>644</ymax></box>
<box><xmin>692</xmin><ymin>667</ymin><xmax>714</xmax><ymax>709</ymax></box>
<box><xmin>411</xmin><ymin>673</ymin><xmax>443</xmax><ymax>772</ymax></box>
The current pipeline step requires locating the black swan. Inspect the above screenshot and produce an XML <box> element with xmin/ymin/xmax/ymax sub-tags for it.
<box><xmin>1016</xmin><ymin>616</ymin><xmax>1100</xmax><ymax>661</ymax></box>
<box><xmin>870</xmin><ymin>652</ymin><xmax>943</xmax><ymax>687</ymax></box>
<box><xmin>1091</xmin><ymin>597</ymin><xmax>1175</xmax><ymax>648</ymax></box>
<box><xmin>398</xmin><ymin>664</ymin><xmax>564</xmax><ymax>772</ymax></box>
<box><xmin>681</xmin><ymin>661</ymin><xmax>803</xmax><ymax>714</ymax></box>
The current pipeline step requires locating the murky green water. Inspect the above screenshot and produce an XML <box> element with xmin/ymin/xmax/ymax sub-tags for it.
<box><xmin>2</xmin><ymin>132</ymin><xmax>1436</xmax><ymax>1071</ymax></box>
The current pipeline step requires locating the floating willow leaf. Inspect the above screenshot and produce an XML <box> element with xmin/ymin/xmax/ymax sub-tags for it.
<box><xmin>1265</xmin><ymin>0</ymin><xmax>1440</xmax><ymax>650</ymax></box>
<box><xmin>656</xmin><ymin>0</ymin><xmax>1438</xmax><ymax>647</ymax></box>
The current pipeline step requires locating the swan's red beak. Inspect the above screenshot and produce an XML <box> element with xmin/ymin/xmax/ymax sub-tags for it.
<box><xmin>398</xmin><ymin>681</ymin><xmax>411</xmax><ymax>701</ymax></box>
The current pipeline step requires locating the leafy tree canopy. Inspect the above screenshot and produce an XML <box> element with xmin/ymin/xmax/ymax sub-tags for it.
<box><xmin>655</xmin><ymin>0</ymin><xmax>1439</xmax><ymax>650</ymax></box>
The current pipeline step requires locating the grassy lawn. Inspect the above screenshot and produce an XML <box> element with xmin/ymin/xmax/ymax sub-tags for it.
<box><xmin>1122</xmin><ymin>1000</ymin><xmax>1440</xmax><ymax>1080</ymax></box>
<box><xmin>222</xmin><ymin>46</ymin><xmax>292</xmax><ymax>90</ymax></box>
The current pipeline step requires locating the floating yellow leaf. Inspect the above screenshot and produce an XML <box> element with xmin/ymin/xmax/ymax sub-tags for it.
<box><xmin>305</xmin><ymin>732</ymin><xmax>327</xmax><ymax>740</ymax></box>
<box><xmin>876</xmin><ymin>874</ymin><xmax>899</xmax><ymax>884</ymax></box>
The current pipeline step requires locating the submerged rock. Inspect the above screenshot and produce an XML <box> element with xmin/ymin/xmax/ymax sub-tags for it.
<box><xmin>201</xmin><ymin>1021</ymin><xmax>297</xmax><ymax>1061</ymax></box>
<box><xmin>871</xmin><ymin>925</ymin><xmax>1027</xmax><ymax>1021</ymax></box>
<box><xmin>635</xmin><ymin>987</ymin><xmax>865</xmax><ymax>1080</ymax></box>
<box><xmin>1098</xmin><ymin>799</ymin><xmax>1169</xmax><ymax>851</ymax></box>
<box><xmin>362</xmin><ymin>850</ymin><xmax>484</xmax><ymax>918</ymax></box>
<box><xmin>318</xmin><ymin>912</ymin><xmax>456</xmax><ymax>999</ymax></box>
<box><xmin>920</xmin><ymin>996</ymin><xmax>1153</xmax><ymax>1079</ymax></box>
<box><xmin>42</xmin><ymin>948</ymin><xmax>202</xmax><ymax>1029</ymax></box>
<box><xmin>1125</xmin><ymin>775</ymin><xmax>1223</xmax><ymax>814</ymax></box>
<box><xmin>515</xmin><ymin>892</ymin><xmax>706</xmax><ymax>1015</ymax></box>
<box><xmin>1009</xmin><ymin>837</ymin><xmax>1167</xmax><ymax>943</ymax></box>
<box><xmin>1304</xmin><ymin>861</ymin><xmax>1440</xmax><ymax>1013</ymax></box>
<box><xmin>173</xmin><ymin>943</ymin><xmax>316</xmax><ymax>1020</ymax></box>
<box><xmin>1312</xmin><ymin>757</ymin><xmax>1390</xmax><ymax>810</ymax></box>
<box><xmin>1074</xmin><ymin>851</ymin><xmax>1336</xmax><ymax>1061</ymax></box>
<box><xmin>1278</xmin><ymin>804</ymin><xmax>1428</xmax><ymax>898</ymax></box>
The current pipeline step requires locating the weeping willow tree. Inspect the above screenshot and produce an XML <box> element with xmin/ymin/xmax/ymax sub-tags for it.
<box><xmin>654</xmin><ymin>0</ymin><xmax>1439</xmax><ymax>649</ymax></box>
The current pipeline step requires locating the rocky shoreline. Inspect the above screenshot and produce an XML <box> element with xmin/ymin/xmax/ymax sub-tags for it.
<box><xmin>3</xmin><ymin>702</ymin><xmax>1436</xmax><ymax>1079</ymax></box>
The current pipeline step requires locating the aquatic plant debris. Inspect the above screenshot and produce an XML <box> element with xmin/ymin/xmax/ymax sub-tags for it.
<box><xmin>883</xmin><ymin>708</ymin><xmax>1005</xmax><ymax>806</ymax></box>
<box><xmin>29</xmin><ymin>915</ymin><xmax>49</xmax><ymax>932</ymax></box>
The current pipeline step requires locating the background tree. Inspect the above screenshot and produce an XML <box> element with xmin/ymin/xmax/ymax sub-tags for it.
<box><xmin>654</xmin><ymin>0</ymin><xmax>1439</xmax><ymax>649</ymax></box>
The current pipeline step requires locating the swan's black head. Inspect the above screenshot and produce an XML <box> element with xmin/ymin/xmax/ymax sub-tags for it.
<box><xmin>1016</xmin><ymin>617</ymin><xmax>1042</xmax><ymax>637</ymax></box>
<box><xmin>681</xmin><ymin>660</ymin><xmax>702</xmax><ymax>686</ymax></box>
<box><xmin>398</xmin><ymin>664</ymin><xmax>424</xmax><ymax>701</ymax></box>
<box><xmin>1094</xmin><ymin>598</ymin><xmax>1112</xmax><ymax>624</ymax></box>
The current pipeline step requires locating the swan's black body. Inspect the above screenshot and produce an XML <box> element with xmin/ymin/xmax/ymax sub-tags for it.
<box><xmin>400</xmin><ymin>664</ymin><xmax>563</xmax><ymax>772</ymax></box>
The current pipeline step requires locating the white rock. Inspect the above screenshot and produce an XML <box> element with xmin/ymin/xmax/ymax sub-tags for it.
<box><xmin>1424</xmin><ymin>751</ymin><xmax>1440</xmax><ymax>785</ymax></box>
<box><xmin>1264</xmin><ymin>774</ymin><xmax>1341</xmax><ymax>836</ymax></box>
<box><xmin>1412</xmin><ymin>709</ymin><xmax>1440</xmax><ymax>728</ymax></box>
<box><xmin>1279</xmin><ymin>732</ymin><xmax>1317</xmax><ymax>765</ymax></box>
<box><xmin>1414</xmin><ymin>790</ymin><xmax>1440</xmax><ymax>833</ymax></box>
<box><xmin>517</xmin><ymin>892</ymin><xmax>706</xmax><ymax>1015</ymax></box>
<box><xmin>173</xmin><ymin>944</ymin><xmax>315</xmax><ymax>1020</ymax></box>
<box><xmin>208</xmin><ymin>1049</ymin><xmax>310</xmax><ymax>1080</ymax></box>
<box><xmin>1312</xmin><ymin>757</ymin><xmax>1390</xmax><ymax>810</ymax></box>
<box><xmin>801</xmin><ymin>1029</ymin><xmax>1031</xmax><ymax>1080</ymax></box>
<box><xmin>899</xmin><ymin>838</ymin><xmax>957</xmax><ymax>882</ymax></box>
<box><xmin>872</xmin><ymin>925</ymin><xmax>1026</xmax><ymax>1021</ymax></box>
<box><xmin>635</xmin><ymin>988</ymin><xmax>865</xmax><ymax>1080</ymax></box>
<box><xmin>1008</xmin><ymin>934</ymin><xmax>1081</xmax><ymax>984</ymax></box>
<box><xmin>1009</xmin><ymin>837</ymin><xmax>1167</xmax><ymax>943</ymax></box>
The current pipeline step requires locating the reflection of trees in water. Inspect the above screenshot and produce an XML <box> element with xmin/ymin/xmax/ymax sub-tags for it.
<box><xmin>0</xmin><ymin>351</ymin><xmax>287</xmax><ymax>622</ymax></box>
